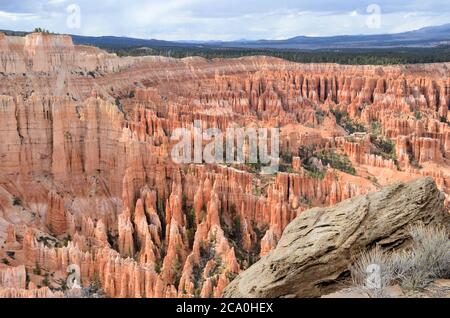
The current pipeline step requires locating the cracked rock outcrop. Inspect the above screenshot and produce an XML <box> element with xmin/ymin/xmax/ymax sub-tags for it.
<box><xmin>223</xmin><ymin>177</ymin><xmax>447</xmax><ymax>298</ymax></box>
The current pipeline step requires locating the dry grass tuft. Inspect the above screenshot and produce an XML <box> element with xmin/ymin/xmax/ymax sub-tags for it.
<box><xmin>392</xmin><ymin>223</ymin><xmax>450</xmax><ymax>290</ymax></box>
<box><xmin>350</xmin><ymin>223</ymin><xmax>450</xmax><ymax>296</ymax></box>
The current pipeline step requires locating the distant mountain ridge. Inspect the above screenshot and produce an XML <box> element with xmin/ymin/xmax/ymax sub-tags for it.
<box><xmin>2</xmin><ymin>23</ymin><xmax>449</xmax><ymax>50</ymax></box>
<box><xmin>213</xmin><ymin>24</ymin><xmax>450</xmax><ymax>49</ymax></box>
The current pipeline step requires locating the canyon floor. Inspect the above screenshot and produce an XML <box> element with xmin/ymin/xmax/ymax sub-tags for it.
<box><xmin>0</xmin><ymin>32</ymin><xmax>449</xmax><ymax>298</ymax></box>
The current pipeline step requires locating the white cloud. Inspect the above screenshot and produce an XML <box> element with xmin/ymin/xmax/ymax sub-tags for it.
<box><xmin>0</xmin><ymin>10</ymin><xmax>38</xmax><ymax>21</ymax></box>
<box><xmin>47</xmin><ymin>0</ymin><xmax>67</xmax><ymax>4</ymax></box>
<box><xmin>0</xmin><ymin>0</ymin><xmax>448</xmax><ymax>40</ymax></box>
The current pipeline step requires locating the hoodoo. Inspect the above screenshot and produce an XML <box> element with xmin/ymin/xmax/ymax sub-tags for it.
<box><xmin>0</xmin><ymin>32</ymin><xmax>449</xmax><ymax>298</ymax></box>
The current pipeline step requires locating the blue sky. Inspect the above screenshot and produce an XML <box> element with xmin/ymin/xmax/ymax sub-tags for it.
<box><xmin>0</xmin><ymin>0</ymin><xmax>449</xmax><ymax>40</ymax></box>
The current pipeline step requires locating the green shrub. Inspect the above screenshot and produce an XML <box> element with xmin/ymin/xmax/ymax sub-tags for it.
<box><xmin>12</xmin><ymin>196</ymin><xmax>22</xmax><ymax>206</ymax></box>
<box><xmin>315</xmin><ymin>110</ymin><xmax>326</xmax><ymax>124</ymax></box>
<box><xmin>172</xmin><ymin>255</ymin><xmax>183</xmax><ymax>287</ymax></box>
<box><xmin>253</xmin><ymin>187</ymin><xmax>262</xmax><ymax>196</ymax></box>
<box><xmin>414</xmin><ymin>111</ymin><xmax>422</xmax><ymax>120</ymax></box>
<box><xmin>371</xmin><ymin>136</ymin><xmax>395</xmax><ymax>157</ymax></box>
<box><xmin>42</xmin><ymin>275</ymin><xmax>51</xmax><ymax>287</ymax></box>
<box><xmin>6</xmin><ymin>251</ymin><xmax>15</xmax><ymax>259</ymax></box>
<box><xmin>191</xmin><ymin>242</ymin><xmax>215</xmax><ymax>292</ymax></box>
<box><xmin>305</xmin><ymin>169</ymin><xmax>326</xmax><ymax>180</ymax></box>
<box><xmin>81</xmin><ymin>273</ymin><xmax>106</xmax><ymax>298</ymax></box>
<box><xmin>33</xmin><ymin>262</ymin><xmax>42</xmax><ymax>276</ymax></box>
<box><xmin>370</xmin><ymin>121</ymin><xmax>382</xmax><ymax>136</ymax></box>
<box><xmin>226</xmin><ymin>271</ymin><xmax>238</xmax><ymax>282</ymax></box>
<box><xmin>297</xmin><ymin>145</ymin><xmax>326</xmax><ymax>178</ymax></box>
<box><xmin>331</xmin><ymin>109</ymin><xmax>366</xmax><ymax>134</ymax></box>
<box><xmin>245</xmin><ymin>162</ymin><xmax>262</xmax><ymax>173</ymax></box>
<box><xmin>280</xmin><ymin>151</ymin><xmax>293</xmax><ymax>164</ymax></box>
<box><xmin>370</xmin><ymin>135</ymin><xmax>400</xmax><ymax>169</ymax></box>
<box><xmin>315</xmin><ymin>150</ymin><xmax>356</xmax><ymax>175</ymax></box>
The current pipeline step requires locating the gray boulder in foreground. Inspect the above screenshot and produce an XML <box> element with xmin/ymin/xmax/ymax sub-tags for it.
<box><xmin>223</xmin><ymin>177</ymin><xmax>447</xmax><ymax>298</ymax></box>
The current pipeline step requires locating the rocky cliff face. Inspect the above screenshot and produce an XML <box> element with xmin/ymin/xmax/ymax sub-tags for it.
<box><xmin>0</xmin><ymin>33</ymin><xmax>449</xmax><ymax>298</ymax></box>
<box><xmin>223</xmin><ymin>177</ymin><xmax>447</xmax><ymax>298</ymax></box>
<box><xmin>0</xmin><ymin>32</ymin><xmax>134</xmax><ymax>73</ymax></box>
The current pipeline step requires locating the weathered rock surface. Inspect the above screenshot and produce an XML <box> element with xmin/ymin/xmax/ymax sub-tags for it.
<box><xmin>223</xmin><ymin>177</ymin><xmax>447</xmax><ymax>298</ymax></box>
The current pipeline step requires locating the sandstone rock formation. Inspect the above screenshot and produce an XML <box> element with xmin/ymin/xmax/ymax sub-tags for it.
<box><xmin>0</xmin><ymin>32</ymin><xmax>449</xmax><ymax>298</ymax></box>
<box><xmin>223</xmin><ymin>177</ymin><xmax>447</xmax><ymax>298</ymax></box>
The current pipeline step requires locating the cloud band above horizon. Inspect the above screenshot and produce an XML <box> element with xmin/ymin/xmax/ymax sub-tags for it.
<box><xmin>0</xmin><ymin>0</ymin><xmax>449</xmax><ymax>41</ymax></box>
